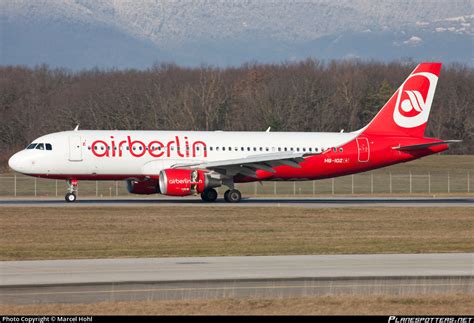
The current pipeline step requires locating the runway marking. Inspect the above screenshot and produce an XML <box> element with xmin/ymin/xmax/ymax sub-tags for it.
<box><xmin>2</xmin><ymin>283</ymin><xmax>469</xmax><ymax>297</ymax></box>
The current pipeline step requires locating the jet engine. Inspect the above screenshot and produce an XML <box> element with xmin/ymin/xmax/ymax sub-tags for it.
<box><xmin>126</xmin><ymin>179</ymin><xmax>159</xmax><ymax>195</ymax></box>
<box><xmin>158</xmin><ymin>169</ymin><xmax>221</xmax><ymax>196</ymax></box>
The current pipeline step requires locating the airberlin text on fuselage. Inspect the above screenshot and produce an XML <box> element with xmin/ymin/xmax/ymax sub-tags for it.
<box><xmin>91</xmin><ymin>136</ymin><xmax>207</xmax><ymax>158</ymax></box>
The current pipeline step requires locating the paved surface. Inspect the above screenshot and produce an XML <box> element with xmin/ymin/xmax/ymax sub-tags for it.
<box><xmin>1</xmin><ymin>254</ymin><xmax>472</xmax><ymax>304</ymax></box>
<box><xmin>0</xmin><ymin>197</ymin><xmax>473</xmax><ymax>208</ymax></box>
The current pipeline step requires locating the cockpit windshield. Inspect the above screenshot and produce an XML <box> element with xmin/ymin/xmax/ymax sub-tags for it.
<box><xmin>26</xmin><ymin>143</ymin><xmax>52</xmax><ymax>150</ymax></box>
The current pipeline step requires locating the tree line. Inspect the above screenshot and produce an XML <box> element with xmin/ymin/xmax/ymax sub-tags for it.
<box><xmin>0</xmin><ymin>60</ymin><xmax>473</xmax><ymax>167</ymax></box>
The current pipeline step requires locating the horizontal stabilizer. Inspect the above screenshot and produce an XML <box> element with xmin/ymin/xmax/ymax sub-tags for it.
<box><xmin>393</xmin><ymin>140</ymin><xmax>462</xmax><ymax>151</ymax></box>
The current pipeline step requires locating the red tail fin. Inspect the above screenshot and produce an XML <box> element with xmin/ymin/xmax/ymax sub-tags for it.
<box><xmin>361</xmin><ymin>63</ymin><xmax>441</xmax><ymax>137</ymax></box>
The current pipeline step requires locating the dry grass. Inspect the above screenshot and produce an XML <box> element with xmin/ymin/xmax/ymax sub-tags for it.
<box><xmin>1</xmin><ymin>294</ymin><xmax>472</xmax><ymax>315</ymax></box>
<box><xmin>0</xmin><ymin>206</ymin><xmax>472</xmax><ymax>260</ymax></box>
<box><xmin>1</xmin><ymin>155</ymin><xmax>473</xmax><ymax>197</ymax></box>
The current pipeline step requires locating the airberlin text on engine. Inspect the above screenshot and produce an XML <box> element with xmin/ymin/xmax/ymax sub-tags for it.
<box><xmin>90</xmin><ymin>136</ymin><xmax>207</xmax><ymax>158</ymax></box>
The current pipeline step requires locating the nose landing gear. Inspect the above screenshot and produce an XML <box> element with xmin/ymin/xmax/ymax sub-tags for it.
<box><xmin>65</xmin><ymin>179</ymin><xmax>78</xmax><ymax>202</ymax></box>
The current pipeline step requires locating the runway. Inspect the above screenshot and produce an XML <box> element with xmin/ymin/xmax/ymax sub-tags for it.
<box><xmin>0</xmin><ymin>196</ymin><xmax>473</xmax><ymax>208</ymax></box>
<box><xmin>1</xmin><ymin>254</ymin><xmax>473</xmax><ymax>304</ymax></box>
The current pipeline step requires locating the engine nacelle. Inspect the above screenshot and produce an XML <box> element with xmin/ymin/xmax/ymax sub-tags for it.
<box><xmin>158</xmin><ymin>169</ymin><xmax>221</xmax><ymax>196</ymax></box>
<box><xmin>126</xmin><ymin>179</ymin><xmax>159</xmax><ymax>195</ymax></box>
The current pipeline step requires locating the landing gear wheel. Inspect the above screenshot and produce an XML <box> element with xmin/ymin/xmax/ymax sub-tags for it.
<box><xmin>65</xmin><ymin>192</ymin><xmax>76</xmax><ymax>203</ymax></box>
<box><xmin>201</xmin><ymin>188</ymin><xmax>218</xmax><ymax>202</ymax></box>
<box><xmin>224</xmin><ymin>189</ymin><xmax>241</xmax><ymax>203</ymax></box>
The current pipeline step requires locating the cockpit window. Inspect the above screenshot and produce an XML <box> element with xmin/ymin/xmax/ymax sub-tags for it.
<box><xmin>45</xmin><ymin>143</ymin><xmax>52</xmax><ymax>151</ymax></box>
<box><xmin>36</xmin><ymin>143</ymin><xmax>44</xmax><ymax>150</ymax></box>
<box><xmin>27</xmin><ymin>143</ymin><xmax>37</xmax><ymax>149</ymax></box>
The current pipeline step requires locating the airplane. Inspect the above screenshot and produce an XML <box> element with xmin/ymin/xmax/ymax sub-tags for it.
<box><xmin>8</xmin><ymin>62</ymin><xmax>460</xmax><ymax>203</ymax></box>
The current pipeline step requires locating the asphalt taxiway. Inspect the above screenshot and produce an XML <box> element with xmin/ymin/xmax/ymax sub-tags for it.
<box><xmin>0</xmin><ymin>196</ymin><xmax>473</xmax><ymax>208</ymax></box>
<box><xmin>1</xmin><ymin>253</ymin><xmax>472</xmax><ymax>304</ymax></box>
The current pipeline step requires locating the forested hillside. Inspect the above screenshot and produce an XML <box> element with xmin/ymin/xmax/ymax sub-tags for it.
<box><xmin>1</xmin><ymin>60</ymin><xmax>472</xmax><ymax>167</ymax></box>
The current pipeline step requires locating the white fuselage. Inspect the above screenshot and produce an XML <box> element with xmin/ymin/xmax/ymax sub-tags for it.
<box><xmin>9</xmin><ymin>130</ymin><xmax>357</xmax><ymax>177</ymax></box>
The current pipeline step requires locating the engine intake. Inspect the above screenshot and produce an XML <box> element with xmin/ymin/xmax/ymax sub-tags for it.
<box><xmin>158</xmin><ymin>169</ymin><xmax>221</xmax><ymax>196</ymax></box>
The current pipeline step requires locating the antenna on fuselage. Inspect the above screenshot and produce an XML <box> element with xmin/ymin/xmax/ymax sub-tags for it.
<box><xmin>74</xmin><ymin>124</ymin><xmax>80</xmax><ymax>131</ymax></box>
<box><xmin>266</xmin><ymin>127</ymin><xmax>271</xmax><ymax>132</ymax></box>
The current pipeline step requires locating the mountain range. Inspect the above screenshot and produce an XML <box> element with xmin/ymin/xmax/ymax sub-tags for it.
<box><xmin>1</xmin><ymin>0</ymin><xmax>473</xmax><ymax>69</ymax></box>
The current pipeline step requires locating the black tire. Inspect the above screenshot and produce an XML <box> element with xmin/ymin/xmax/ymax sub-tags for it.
<box><xmin>201</xmin><ymin>188</ymin><xmax>218</xmax><ymax>202</ymax></box>
<box><xmin>65</xmin><ymin>192</ymin><xmax>76</xmax><ymax>203</ymax></box>
<box><xmin>224</xmin><ymin>189</ymin><xmax>241</xmax><ymax>203</ymax></box>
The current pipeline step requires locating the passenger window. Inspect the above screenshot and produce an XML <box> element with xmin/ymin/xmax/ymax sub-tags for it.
<box><xmin>303</xmin><ymin>148</ymin><xmax>306</xmax><ymax>152</ymax></box>
<box><xmin>333</xmin><ymin>147</ymin><xmax>337</xmax><ymax>152</ymax></box>
<box><xmin>228</xmin><ymin>147</ymin><xmax>231</xmax><ymax>151</ymax></box>
<box><xmin>259</xmin><ymin>147</ymin><xmax>263</xmax><ymax>151</ymax></box>
<box><xmin>27</xmin><ymin>143</ymin><xmax>37</xmax><ymax>149</ymax></box>
<box><xmin>296</xmin><ymin>148</ymin><xmax>300</xmax><ymax>152</ymax></box>
<box><xmin>223</xmin><ymin>147</ymin><xmax>226</xmax><ymax>151</ymax></box>
<box><xmin>278</xmin><ymin>147</ymin><xmax>281</xmax><ymax>151</ymax></box>
<box><xmin>309</xmin><ymin>148</ymin><xmax>312</xmax><ymax>152</ymax></box>
<box><xmin>284</xmin><ymin>147</ymin><xmax>287</xmax><ymax>151</ymax></box>
<box><xmin>46</xmin><ymin>144</ymin><xmax>52</xmax><ymax>151</ymax></box>
<box><xmin>36</xmin><ymin>143</ymin><xmax>44</xmax><ymax>150</ymax></box>
<box><xmin>247</xmin><ymin>147</ymin><xmax>250</xmax><ymax>151</ymax></box>
<box><xmin>265</xmin><ymin>147</ymin><xmax>269</xmax><ymax>151</ymax></box>
<box><xmin>253</xmin><ymin>147</ymin><xmax>257</xmax><ymax>151</ymax></box>
<box><xmin>339</xmin><ymin>148</ymin><xmax>344</xmax><ymax>152</ymax></box>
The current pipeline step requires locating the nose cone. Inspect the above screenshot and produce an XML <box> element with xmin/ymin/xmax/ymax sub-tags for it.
<box><xmin>8</xmin><ymin>152</ymin><xmax>21</xmax><ymax>172</ymax></box>
<box><xmin>8</xmin><ymin>151</ymin><xmax>29</xmax><ymax>173</ymax></box>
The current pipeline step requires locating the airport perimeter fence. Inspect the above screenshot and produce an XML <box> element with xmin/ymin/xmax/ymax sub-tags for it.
<box><xmin>0</xmin><ymin>171</ymin><xmax>472</xmax><ymax>198</ymax></box>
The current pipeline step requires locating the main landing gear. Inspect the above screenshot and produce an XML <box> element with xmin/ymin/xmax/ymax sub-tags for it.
<box><xmin>224</xmin><ymin>189</ymin><xmax>241</xmax><ymax>203</ymax></box>
<box><xmin>201</xmin><ymin>188</ymin><xmax>218</xmax><ymax>202</ymax></box>
<box><xmin>65</xmin><ymin>179</ymin><xmax>78</xmax><ymax>203</ymax></box>
<box><xmin>200</xmin><ymin>188</ymin><xmax>242</xmax><ymax>203</ymax></box>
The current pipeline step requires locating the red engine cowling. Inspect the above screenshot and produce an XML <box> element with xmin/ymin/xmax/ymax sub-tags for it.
<box><xmin>127</xmin><ymin>179</ymin><xmax>159</xmax><ymax>195</ymax></box>
<box><xmin>158</xmin><ymin>169</ymin><xmax>221</xmax><ymax>196</ymax></box>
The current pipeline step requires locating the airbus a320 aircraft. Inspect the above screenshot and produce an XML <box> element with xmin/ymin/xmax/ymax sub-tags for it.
<box><xmin>8</xmin><ymin>63</ymin><xmax>459</xmax><ymax>203</ymax></box>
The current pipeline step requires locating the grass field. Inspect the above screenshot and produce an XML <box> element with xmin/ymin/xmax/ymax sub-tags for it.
<box><xmin>0</xmin><ymin>206</ymin><xmax>472</xmax><ymax>260</ymax></box>
<box><xmin>0</xmin><ymin>155</ymin><xmax>473</xmax><ymax>197</ymax></box>
<box><xmin>1</xmin><ymin>294</ymin><xmax>472</xmax><ymax>315</ymax></box>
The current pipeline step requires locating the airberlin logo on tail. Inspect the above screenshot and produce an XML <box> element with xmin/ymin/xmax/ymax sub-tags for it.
<box><xmin>393</xmin><ymin>72</ymin><xmax>438</xmax><ymax>128</ymax></box>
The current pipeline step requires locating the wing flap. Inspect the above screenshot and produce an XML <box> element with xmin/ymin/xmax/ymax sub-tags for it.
<box><xmin>171</xmin><ymin>151</ymin><xmax>319</xmax><ymax>178</ymax></box>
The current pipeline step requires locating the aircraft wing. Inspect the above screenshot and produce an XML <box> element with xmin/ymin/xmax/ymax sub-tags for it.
<box><xmin>171</xmin><ymin>152</ymin><xmax>319</xmax><ymax>178</ymax></box>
